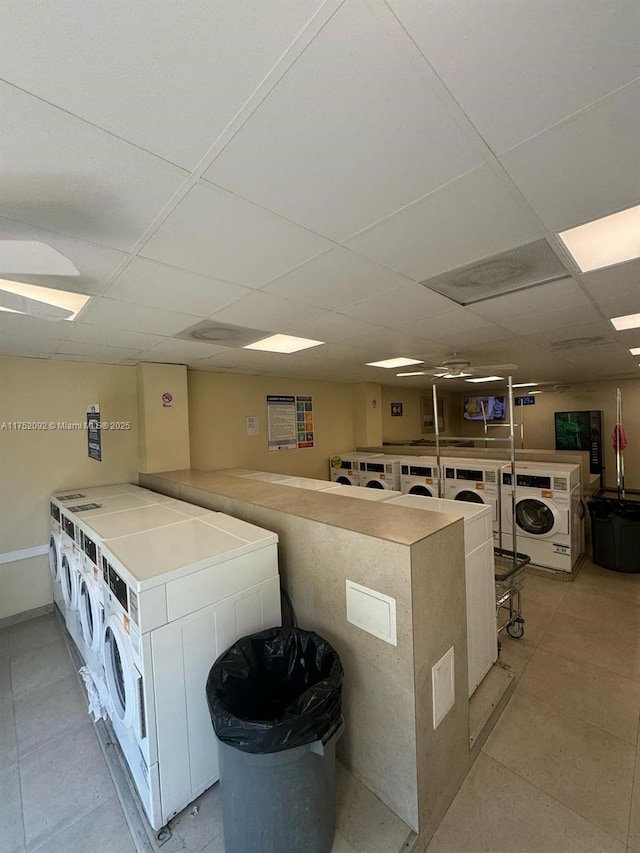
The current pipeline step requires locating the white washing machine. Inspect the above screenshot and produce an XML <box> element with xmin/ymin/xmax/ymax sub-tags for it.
<box><xmin>399</xmin><ymin>457</ymin><xmax>442</xmax><ymax>497</ymax></box>
<box><xmin>501</xmin><ymin>463</ymin><xmax>583</xmax><ymax>572</ymax></box>
<box><xmin>240</xmin><ymin>471</ymin><xmax>292</xmax><ymax>483</ymax></box>
<box><xmin>48</xmin><ymin>501</ymin><xmax>65</xmax><ymax>618</ymax></box>
<box><xmin>329</xmin><ymin>452</ymin><xmax>382</xmax><ymax>486</ymax></box>
<box><xmin>278</xmin><ymin>477</ymin><xmax>336</xmax><ymax>491</ymax></box>
<box><xmin>58</xmin><ymin>516</ymin><xmax>84</xmax><ymax>654</ymax></box>
<box><xmin>358</xmin><ymin>457</ymin><xmax>402</xmax><ymax>491</ymax></box>
<box><xmin>100</xmin><ymin>512</ymin><xmax>281</xmax><ymax>830</ymax></box>
<box><xmin>443</xmin><ymin>459</ymin><xmax>507</xmax><ymax>538</ymax></box>
<box><xmin>324</xmin><ymin>485</ymin><xmax>402</xmax><ymax>501</ymax></box>
<box><xmin>386</xmin><ymin>495</ymin><xmax>496</xmax><ymax>696</ymax></box>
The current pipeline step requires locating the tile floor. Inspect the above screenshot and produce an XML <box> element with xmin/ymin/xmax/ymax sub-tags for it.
<box><xmin>427</xmin><ymin>559</ymin><xmax>640</xmax><ymax>853</ymax></box>
<box><xmin>0</xmin><ymin>609</ymin><xmax>412</xmax><ymax>853</ymax></box>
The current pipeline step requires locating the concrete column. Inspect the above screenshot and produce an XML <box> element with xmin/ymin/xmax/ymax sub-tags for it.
<box><xmin>136</xmin><ymin>363</ymin><xmax>190</xmax><ymax>473</ymax></box>
<box><xmin>352</xmin><ymin>382</ymin><xmax>383</xmax><ymax>447</ymax></box>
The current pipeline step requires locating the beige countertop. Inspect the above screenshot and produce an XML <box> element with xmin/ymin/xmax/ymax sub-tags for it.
<box><xmin>146</xmin><ymin>468</ymin><xmax>459</xmax><ymax>547</ymax></box>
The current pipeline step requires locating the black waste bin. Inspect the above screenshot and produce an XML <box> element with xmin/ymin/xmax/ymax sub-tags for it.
<box><xmin>206</xmin><ymin>627</ymin><xmax>344</xmax><ymax>853</ymax></box>
<box><xmin>589</xmin><ymin>497</ymin><xmax>640</xmax><ymax>573</ymax></box>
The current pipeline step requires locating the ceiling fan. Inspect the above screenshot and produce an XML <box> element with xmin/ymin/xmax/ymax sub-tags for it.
<box><xmin>423</xmin><ymin>354</ymin><xmax>519</xmax><ymax>379</ymax></box>
<box><xmin>0</xmin><ymin>241</ymin><xmax>83</xmax><ymax>320</ymax></box>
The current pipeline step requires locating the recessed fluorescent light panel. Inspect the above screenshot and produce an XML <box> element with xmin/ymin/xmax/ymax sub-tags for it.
<box><xmin>610</xmin><ymin>314</ymin><xmax>640</xmax><ymax>332</ymax></box>
<box><xmin>396</xmin><ymin>371</ymin><xmax>426</xmax><ymax>377</ymax></box>
<box><xmin>513</xmin><ymin>382</ymin><xmax>541</xmax><ymax>388</ymax></box>
<box><xmin>558</xmin><ymin>204</ymin><xmax>640</xmax><ymax>272</ymax></box>
<box><xmin>244</xmin><ymin>333</ymin><xmax>324</xmax><ymax>353</ymax></box>
<box><xmin>629</xmin><ymin>348</ymin><xmax>640</xmax><ymax>355</ymax></box>
<box><xmin>0</xmin><ymin>278</ymin><xmax>89</xmax><ymax>320</ymax></box>
<box><xmin>367</xmin><ymin>357</ymin><xmax>424</xmax><ymax>368</ymax></box>
<box><xmin>419</xmin><ymin>239</ymin><xmax>569</xmax><ymax>305</ymax></box>
<box><xmin>465</xmin><ymin>376</ymin><xmax>504</xmax><ymax>383</ymax></box>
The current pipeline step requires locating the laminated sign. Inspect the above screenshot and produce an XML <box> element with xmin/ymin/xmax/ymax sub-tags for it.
<box><xmin>266</xmin><ymin>395</ymin><xmax>314</xmax><ymax>451</ymax></box>
<box><xmin>87</xmin><ymin>404</ymin><xmax>102</xmax><ymax>462</ymax></box>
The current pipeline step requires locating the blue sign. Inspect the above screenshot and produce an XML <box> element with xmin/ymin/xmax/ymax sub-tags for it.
<box><xmin>515</xmin><ymin>395</ymin><xmax>536</xmax><ymax>406</ymax></box>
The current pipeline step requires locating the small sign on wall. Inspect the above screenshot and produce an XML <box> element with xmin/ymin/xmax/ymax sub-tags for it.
<box><xmin>161</xmin><ymin>392</ymin><xmax>174</xmax><ymax>408</ymax></box>
<box><xmin>246</xmin><ymin>416</ymin><xmax>260</xmax><ymax>436</ymax></box>
<box><xmin>390</xmin><ymin>402</ymin><xmax>403</xmax><ymax>417</ymax></box>
<box><xmin>515</xmin><ymin>395</ymin><xmax>536</xmax><ymax>406</ymax></box>
<box><xmin>87</xmin><ymin>403</ymin><xmax>102</xmax><ymax>462</ymax></box>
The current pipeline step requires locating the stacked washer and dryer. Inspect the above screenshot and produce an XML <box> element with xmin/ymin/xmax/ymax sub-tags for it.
<box><xmin>49</xmin><ymin>483</ymin><xmax>282</xmax><ymax>831</ymax></box>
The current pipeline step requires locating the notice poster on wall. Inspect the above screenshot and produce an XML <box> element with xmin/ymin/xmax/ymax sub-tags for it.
<box><xmin>295</xmin><ymin>396</ymin><xmax>314</xmax><ymax>449</ymax></box>
<box><xmin>86</xmin><ymin>403</ymin><xmax>102</xmax><ymax>462</ymax></box>
<box><xmin>266</xmin><ymin>396</ymin><xmax>297</xmax><ymax>451</ymax></box>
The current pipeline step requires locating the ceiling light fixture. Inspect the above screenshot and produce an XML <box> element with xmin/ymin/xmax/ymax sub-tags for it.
<box><xmin>244</xmin><ymin>333</ymin><xmax>324</xmax><ymax>353</ymax></box>
<box><xmin>610</xmin><ymin>313</ymin><xmax>640</xmax><ymax>332</ymax></box>
<box><xmin>396</xmin><ymin>371</ymin><xmax>426</xmax><ymax>377</ymax></box>
<box><xmin>0</xmin><ymin>278</ymin><xmax>89</xmax><ymax>320</ymax></box>
<box><xmin>513</xmin><ymin>382</ymin><xmax>541</xmax><ymax>388</ymax></box>
<box><xmin>366</xmin><ymin>357</ymin><xmax>424</xmax><ymax>368</ymax></box>
<box><xmin>465</xmin><ymin>375</ymin><xmax>504</xmax><ymax>383</ymax></box>
<box><xmin>435</xmin><ymin>371</ymin><xmax>473</xmax><ymax>379</ymax></box>
<box><xmin>558</xmin><ymin>204</ymin><xmax>640</xmax><ymax>272</ymax></box>
<box><xmin>630</xmin><ymin>347</ymin><xmax>640</xmax><ymax>355</ymax></box>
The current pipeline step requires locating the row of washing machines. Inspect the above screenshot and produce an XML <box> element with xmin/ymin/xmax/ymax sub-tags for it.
<box><xmin>48</xmin><ymin>483</ymin><xmax>281</xmax><ymax>832</ymax></box>
<box><xmin>329</xmin><ymin>451</ymin><xmax>584</xmax><ymax>573</ymax></box>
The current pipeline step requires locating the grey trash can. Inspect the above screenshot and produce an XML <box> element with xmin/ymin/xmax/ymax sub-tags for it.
<box><xmin>206</xmin><ymin>627</ymin><xmax>344</xmax><ymax>853</ymax></box>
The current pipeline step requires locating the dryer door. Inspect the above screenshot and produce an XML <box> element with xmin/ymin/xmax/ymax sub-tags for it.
<box><xmin>515</xmin><ymin>497</ymin><xmax>563</xmax><ymax>538</ymax></box>
<box><xmin>365</xmin><ymin>479</ymin><xmax>385</xmax><ymax>489</ymax></box>
<box><xmin>409</xmin><ymin>484</ymin><xmax>435</xmax><ymax>497</ymax></box>
<box><xmin>103</xmin><ymin>614</ymin><xmax>138</xmax><ymax>730</ymax></box>
<box><xmin>61</xmin><ymin>549</ymin><xmax>81</xmax><ymax>610</ymax></box>
<box><xmin>49</xmin><ymin>534</ymin><xmax>61</xmax><ymax>582</ymax></box>
<box><xmin>335</xmin><ymin>475</ymin><xmax>354</xmax><ymax>485</ymax></box>
<box><xmin>455</xmin><ymin>488</ymin><xmax>486</xmax><ymax>506</ymax></box>
<box><xmin>80</xmin><ymin>575</ymin><xmax>103</xmax><ymax>653</ymax></box>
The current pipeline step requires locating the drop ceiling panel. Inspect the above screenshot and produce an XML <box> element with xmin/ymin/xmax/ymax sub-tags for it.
<box><xmin>594</xmin><ymin>293</ymin><xmax>640</xmax><ymax>322</ymax></box>
<box><xmin>141</xmin><ymin>182</ymin><xmax>331</xmax><ymax>286</ymax></box>
<box><xmin>469</xmin><ymin>280</ymin><xmax>592</xmax><ymax>322</ymax></box>
<box><xmin>263</xmin><ymin>248</ymin><xmax>409</xmax><ymax>310</ymax></box>
<box><xmin>346</xmin><ymin>327</ymin><xmax>438</xmax><ymax>355</ymax></box>
<box><xmin>79</xmin><ymin>297</ymin><xmax>196</xmax><ymax>336</ymax></box>
<box><xmin>346</xmin><ymin>167</ymin><xmax>544</xmax><ymax>280</ymax></box>
<box><xmin>531</xmin><ymin>321</ymin><xmax>616</xmax><ymax>349</ymax></box>
<box><xmin>105</xmin><ymin>258</ymin><xmax>252</xmax><ymax>317</ymax></box>
<box><xmin>338</xmin><ymin>285</ymin><xmax>457</xmax><ymax>327</ymax></box>
<box><xmin>0</xmin><ymin>1</ymin><xmax>326</xmax><ymax>169</ymax></box>
<box><xmin>64</xmin><ymin>323</ymin><xmax>165</xmax><ymax>351</ymax></box>
<box><xmin>582</xmin><ymin>259</ymin><xmax>640</xmax><ymax>302</ymax></box>
<box><xmin>387</xmin><ymin>0</ymin><xmax>640</xmax><ymax>154</ymax></box>
<box><xmin>0</xmin><ymin>217</ymin><xmax>126</xmax><ymax>296</ymax></box>
<box><xmin>397</xmin><ymin>308</ymin><xmax>493</xmax><ymax>340</ymax></box>
<box><xmin>207</xmin><ymin>291</ymin><xmax>325</xmax><ymax>332</ymax></box>
<box><xmin>141</xmin><ymin>338</ymin><xmax>230</xmax><ymax>363</ymax></box>
<box><xmin>54</xmin><ymin>341</ymin><xmax>142</xmax><ymax>361</ymax></box>
<box><xmin>492</xmin><ymin>304</ymin><xmax>602</xmax><ymax>335</ymax></box>
<box><xmin>433</xmin><ymin>324</ymin><xmax>515</xmax><ymax>348</ymax></box>
<box><xmin>501</xmin><ymin>84</ymin><xmax>640</xmax><ymax>232</ymax></box>
<box><xmin>204</xmin><ymin>0</ymin><xmax>484</xmax><ymax>240</ymax></box>
<box><xmin>0</xmin><ymin>313</ymin><xmax>72</xmax><ymax>341</ymax></box>
<box><xmin>0</xmin><ymin>84</ymin><xmax>187</xmax><ymax>251</ymax></box>
<box><xmin>292</xmin><ymin>342</ymin><xmax>384</xmax><ymax>363</ymax></box>
<box><xmin>283</xmin><ymin>313</ymin><xmax>385</xmax><ymax>344</ymax></box>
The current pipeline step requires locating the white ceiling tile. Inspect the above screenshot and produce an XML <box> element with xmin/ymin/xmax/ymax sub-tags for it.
<box><xmin>0</xmin><ymin>217</ymin><xmax>126</xmax><ymax>296</ymax></box>
<box><xmin>0</xmin><ymin>84</ymin><xmax>187</xmax><ymax>251</ymax></box>
<box><xmin>501</xmin><ymin>84</ymin><xmax>640</xmax><ymax>232</ymax></box>
<box><xmin>0</xmin><ymin>1</ymin><xmax>325</xmax><ymax>169</ymax></box>
<box><xmin>346</xmin><ymin>167</ymin><xmax>545</xmax><ymax>280</ymax></box>
<box><xmin>263</xmin><ymin>247</ymin><xmax>410</xmax><ymax>309</ymax></box>
<box><xmin>338</xmin><ymin>285</ymin><xmax>457</xmax><ymax>327</ymax></box>
<box><xmin>141</xmin><ymin>182</ymin><xmax>331</xmax><ymax>287</ymax></box>
<box><xmin>582</xmin><ymin>258</ymin><xmax>640</xmax><ymax>302</ymax></box>
<box><xmin>54</xmin><ymin>341</ymin><xmax>142</xmax><ymax>360</ymax></box>
<box><xmin>594</xmin><ymin>293</ymin><xmax>640</xmax><ymax>323</ymax></box>
<box><xmin>204</xmin><ymin>0</ymin><xmax>484</xmax><ymax>240</ymax></box>
<box><xmin>293</xmin><ymin>342</ymin><xmax>384</xmax><ymax>363</ymax></box>
<box><xmin>105</xmin><ymin>258</ymin><xmax>252</xmax><ymax>317</ymax></box>
<box><xmin>0</xmin><ymin>313</ymin><xmax>72</xmax><ymax>341</ymax></box>
<box><xmin>562</xmin><ymin>342</ymin><xmax>635</xmax><ymax>364</ymax></box>
<box><xmin>434</xmin><ymin>324</ymin><xmax>515</xmax><ymax>348</ymax></box>
<box><xmin>207</xmin><ymin>291</ymin><xmax>324</xmax><ymax>332</ymax></box>
<box><xmin>397</xmin><ymin>308</ymin><xmax>491</xmax><ymax>339</ymax></box>
<box><xmin>64</xmin><ymin>323</ymin><xmax>166</xmax><ymax>350</ymax></box>
<box><xmin>388</xmin><ymin>0</ymin><xmax>640</xmax><ymax>153</ymax></box>
<box><xmin>0</xmin><ymin>335</ymin><xmax>53</xmax><ymax>357</ymax></box>
<box><xmin>139</xmin><ymin>338</ymin><xmax>230</xmax><ymax>364</ymax></box>
<box><xmin>491</xmin><ymin>304</ymin><xmax>601</xmax><ymax>334</ymax></box>
<box><xmin>532</xmin><ymin>321</ymin><xmax>616</xmax><ymax>348</ymax></box>
<box><xmin>283</xmin><ymin>313</ymin><xmax>385</xmax><ymax>344</ymax></box>
<box><xmin>346</xmin><ymin>327</ymin><xmax>437</xmax><ymax>355</ymax></box>
<box><xmin>469</xmin><ymin>280</ymin><xmax>592</xmax><ymax>322</ymax></box>
<box><xmin>79</xmin><ymin>297</ymin><xmax>196</xmax><ymax>336</ymax></box>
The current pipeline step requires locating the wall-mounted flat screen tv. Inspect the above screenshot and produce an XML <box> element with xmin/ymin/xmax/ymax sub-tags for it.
<box><xmin>463</xmin><ymin>395</ymin><xmax>506</xmax><ymax>421</ymax></box>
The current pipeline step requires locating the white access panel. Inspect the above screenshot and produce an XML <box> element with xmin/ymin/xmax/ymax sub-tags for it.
<box><xmin>345</xmin><ymin>580</ymin><xmax>397</xmax><ymax>646</ymax></box>
<box><xmin>466</xmin><ymin>540</ymin><xmax>498</xmax><ymax>695</ymax></box>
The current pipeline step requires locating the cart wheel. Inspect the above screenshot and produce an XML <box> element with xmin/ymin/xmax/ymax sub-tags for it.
<box><xmin>506</xmin><ymin>620</ymin><xmax>524</xmax><ymax>639</ymax></box>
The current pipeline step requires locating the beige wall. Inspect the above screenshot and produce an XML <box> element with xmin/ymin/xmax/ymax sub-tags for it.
<box><xmin>0</xmin><ymin>356</ymin><xmax>139</xmax><ymax>619</ymax></box>
<box><xmin>381</xmin><ymin>385</ymin><xmax>463</xmax><ymax>442</ymax></box>
<box><xmin>136</xmin><ymin>362</ymin><xmax>190</xmax><ymax>474</ymax></box>
<box><xmin>188</xmin><ymin>371</ymin><xmax>356</xmax><ymax>479</ymax></box>
<box><xmin>456</xmin><ymin>378</ymin><xmax>640</xmax><ymax>489</ymax></box>
<box><xmin>352</xmin><ymin>382</ymin><xmax>383</xmax><ymax>446</ymax></box>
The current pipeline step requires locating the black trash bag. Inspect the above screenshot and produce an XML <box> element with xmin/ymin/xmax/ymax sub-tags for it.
<box><xmin>206</xmin><ymin>627</ymin><xmax>343</xmax><ymax>754</ymax></box>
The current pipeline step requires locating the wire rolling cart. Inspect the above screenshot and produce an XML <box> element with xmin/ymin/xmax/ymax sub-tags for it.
<box><xmin>431</xmin><ymin>376</ymin><xmax>530</xmax><ymax>645</ymax></box>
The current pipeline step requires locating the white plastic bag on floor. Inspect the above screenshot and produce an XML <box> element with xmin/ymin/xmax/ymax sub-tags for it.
<box><xmin>79</xmin><ymin>666</ymin><xmax>108</xmax><ymax>721</ymax></box>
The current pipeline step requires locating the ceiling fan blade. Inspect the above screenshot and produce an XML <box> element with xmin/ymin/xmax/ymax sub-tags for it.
<box><xmin>469</xmin><ymin>363</ymin><xmax>519</xmax><ymax>373</ymax></box>
<box><xmin>0</xmin><ymin>289</ymin><xmax>73</xmax><ymax>320</ymax></box>
<box><xmin>0</xmin><ymin>242</ymin><xmax>79</xmax><ymax>276</ymax></box>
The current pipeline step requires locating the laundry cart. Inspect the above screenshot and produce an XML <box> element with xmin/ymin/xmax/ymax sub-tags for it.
<box><xmin>494</xmin><ymin>549</ymin><xmax>529</xmax><ymax>639</ymax></box>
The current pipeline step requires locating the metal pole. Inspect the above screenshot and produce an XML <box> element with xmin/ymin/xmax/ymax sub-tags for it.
<box><xmin>508</xmin><ymin>376</ymin><xmax>517</xmax><ymax>564</ymax></box>
<box><xmin>432</xmin><ymin>384</ymin><xmax>443</xmax><ymax>497</ymax></box>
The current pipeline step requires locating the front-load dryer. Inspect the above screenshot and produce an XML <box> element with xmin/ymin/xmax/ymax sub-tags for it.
<box><xmin>48</xmin><ymin>501</ymin><xmax>65</xmax><ymax>618</ymax></box>
<box><xmin>501</xmin><ymin>463</ymin><xmax>582</xmax><ymax>572</ymax></box>
<box><xmin>329</xmin><ymin>452</ymin><xmax>382</xmax><ymax>486</ymax></box>
<box><xmin>399</xmin><ymin>457</ymin><xmax>441</xmax><ymax>497</ymax></box>
<box><xmin>358</xmin><ymin>457</ymin><xmax>402</xmax><ymax>490</ymax></box>
<box><xmin>100</xmin><ymin>512</ymin><xmax>281</xmax><ymax>831</ymax></box>
<box><xmin>443</xmin><ymin>459</ymin><xmax>507</xmax><ymax>538</ymax></box>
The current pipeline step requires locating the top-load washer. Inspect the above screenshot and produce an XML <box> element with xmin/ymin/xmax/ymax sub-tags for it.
<box><xmin>358</xmin><ymin>456</ymin><xmax>402</xmax><ymax>491</ymax></box>
<box><xmin>278</xmin><ymin>477</ymin><xmax>336</xmax><ymax>491</ymax></box>
<box><xmin>386</xmin><ymin>495</ymin><xmax>496</xmax><ymax>696</ymax></box>
<box><xmin>324</xmin><ymin>485</ymin><xmax>402</xmax><ymax>501</ymax></box>
<box><xmin>501</xmin><ymin>463</ymin><xmax>582</xmax><ymax>572</ymax></box>
<box><xmin>99</xmin><ymin>511</ymin><xmax>281</xmax><ymax>830</ymax></box>
<box><xmin>240</xmin><ymin>471</ymin><xmax>292</xmax><ymax>483</ymax></box>
<box><xmin>329</xmin><ymin>452</ymin><xmax>382</xmax><ymax>486</ymax></box>
<box><xmin>399</xmin><ymin>457</ymin><xmax>442</xmax><ymax>497</ymax></box>
<box><xmin>443</xmin><ymin>459</ymin><xmax>508</xmax><ymax>538</ymax></box>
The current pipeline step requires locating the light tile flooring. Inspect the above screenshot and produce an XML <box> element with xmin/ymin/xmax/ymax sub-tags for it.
<box><xmin>0</xmin><ymin>609</ymin><xmax>412</xmax><ymax>853</ymax></box>
<box><xmin>427</xmin><ymin>559</ymin><xmax>640</xmax><ymax>853</ymax></box>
